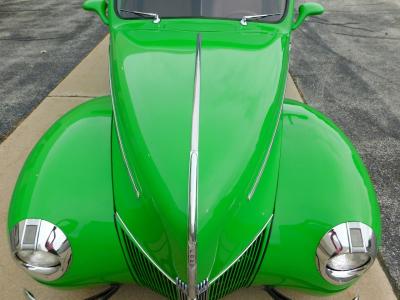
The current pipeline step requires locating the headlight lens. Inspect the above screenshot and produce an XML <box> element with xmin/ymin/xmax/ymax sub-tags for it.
<box><xmin>17</xmin><ymin>250</ymin><xmax>61</xmax><ymax>268</ymax></box>
<box><xmin>316</xmin><ymin>222</ymin><xmax>377</xmax><ymax>285</ymax></box>
<box><xmin>327</xmin><ymin>253</ymin><xmax>370</xmax><ymax>271</ymax></box>
<box><xmin>10</xmin><ymin>219</ymin><xmax>72</xmax><ymax>281</ymax></box>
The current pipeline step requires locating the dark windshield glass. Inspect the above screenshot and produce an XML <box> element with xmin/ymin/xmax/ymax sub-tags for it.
<box><xmin>116</xmin><ymin>0</ymin><xmax>286</xmax><ymax>22</ymax></box>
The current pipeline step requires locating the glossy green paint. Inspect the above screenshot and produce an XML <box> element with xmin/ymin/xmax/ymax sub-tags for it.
<box><xmin>7</xmin><ymin>97</ymin><xmax>132</xmax><ymax>286</ymax></box>
<box><xmin>83</xmin><ymin>0</ymin><xmax>109</xmax><ymax>25</ymax></box>
<box><xmin>108</xmin><ymin>0</ymin><xmax>292</xmax><ymax>282</ymax></box>
<box><xmin>198</xmin><ymin>31</ymin><xmax>286</xmax><ymax>281</ymax></box>
<box><xmin>7</xmin><ymin>0</ymin><xmax>382</xmax><ymax>296</ymax></box>
<box><xmin>253</xmin><ymin>99</ymin><xmax>381</xmax><ymax>292</ymax></box>
<box><xmin>292</xmin><ymin>2</ymin><xmax>324</xmax><ymax>30</ymax></box>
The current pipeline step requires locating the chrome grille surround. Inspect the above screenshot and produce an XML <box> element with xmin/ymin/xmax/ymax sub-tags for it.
<box><xmin>116</xmin><ymin>213</ymin><xmax>272</xmax><ymax>300</ymax></box>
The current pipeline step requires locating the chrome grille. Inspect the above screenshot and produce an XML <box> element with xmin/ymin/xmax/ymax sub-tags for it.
<box><xmin>207</xmin><ymin>227</ymin><xmax>267</xmax><ymax>300</ymax></box>
<box><xmin>118</xmin><ymin>227</ymin><xmax>178</xmax><ymax>299</ymax></box>
<box><xmin>176</xmin><ymin>278</ymin><xmax>209</xmax><ymax>300</ymax></box>
<box><xmin>116</xmin><ymin>214</ymin><xmax>270</xmax><ymax>300</ymax></box>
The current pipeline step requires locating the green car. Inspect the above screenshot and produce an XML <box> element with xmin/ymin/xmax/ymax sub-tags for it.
<box><xmin>8</xmin><ymin>0</ymin><xmax>381</xmax><ymax>299</ymax></box>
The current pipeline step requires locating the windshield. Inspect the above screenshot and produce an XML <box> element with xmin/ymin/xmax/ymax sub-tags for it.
<box><xmin>116</xmin><ymin>0</ymin><xmax>286</xmax><ymax>23</ymax></box>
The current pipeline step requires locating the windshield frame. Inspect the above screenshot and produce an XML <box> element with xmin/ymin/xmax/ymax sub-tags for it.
<box><xmin>113</xmin><ymin>0</ymin><xmax>289</xmax><ymax>24</ymax></box>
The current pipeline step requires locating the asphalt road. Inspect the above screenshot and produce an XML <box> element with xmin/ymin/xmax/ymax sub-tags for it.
<box><xmin>291</xmin><ymin>0</ymin><xmax>400</xmax><ymax>294</ymax></box>
<box><xmin>0</xmin><ymin>0</ymin><xmax>107</xmax><ymax>141</ymax></box>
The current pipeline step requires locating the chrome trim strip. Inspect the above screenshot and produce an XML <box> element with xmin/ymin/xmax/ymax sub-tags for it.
<box><xmin>109</xmin><ymin>58</ymin><xmax>140</xmax><ymax>198</ymax></box>
<box><xmin>119</xmin><ymin>9</ymin><xmax>161</xmax><ymax>24</ymax></box>
<box><xmin>115</xmin><ymin>212</ymin><xmax>175</xmax><ymax>284</ymax></box>
<box><xmin>176</xmin><ymin>278</ymin><xmax>209</xmax><ymax>299</ymax></box>
<box><xmin>240</xmin><ymin>13</ymin><xmax>283</xmax><ymax>26</ymax></box>
<box><xmin>24</xmin><ymin>289</ymin><xmax>36</xmax><ymax>300</ymax></box>
<box><xmin>188</xmin><ymin>33</ymin><xmax>202</xmax><ymax>300</ymax></box>
<box><xmin>209</xmin><ymin>214</ymin><xmax>273</xmax><ymax>285</ymax></box>
<box><xmin>248</xmin><ymin>69</ymin><xmax>289</xmax><ymax>201</ymax></box>
<box><xmin>247</xmin><ymin>103</ymin><xmax>283</xmax><ymax>200</ymax></box>
<box><xmin>176</xmin><ymin>278</ymin><xmax>188</xmax><ymax>299</ymax></box>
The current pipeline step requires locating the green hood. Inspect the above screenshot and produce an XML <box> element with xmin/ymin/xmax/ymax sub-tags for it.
<box><xmin>110</xmin><ymin>22</ymin><xmax>288</xmax><ymax>282</ymax></box>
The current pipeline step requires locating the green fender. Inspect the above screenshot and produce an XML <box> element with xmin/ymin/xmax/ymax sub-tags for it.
<box><xmin>253</xmin><ymin>99</ymin><xmax>381</xmax><ymax>293</ymax></box>
<box><xmin>7</xmin><ymin>96</ymin><xmax>132</xmax><ymax>287</ymax></box>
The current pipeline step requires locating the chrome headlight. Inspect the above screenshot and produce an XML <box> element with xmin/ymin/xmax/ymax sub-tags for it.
<box><xmin>10</xmin><ymin>219</ymin><xmax>72</xmax><ymax>281</ymax></box>
<box><xmin>316</xmin><ymin>222</ymin><xmax>377</xmax><ymax>285</ymax></box>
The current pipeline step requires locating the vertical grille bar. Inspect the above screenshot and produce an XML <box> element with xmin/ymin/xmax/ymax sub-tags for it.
<box><xmin>117</xmin><ymin>226</ymin><xmax>178</xmax><ymax>300</ymax></box>
<box><xmin>208</xmin><ymin>225</ymin><xmax>269</xmax><ymax>300</ymax></box>
<box><xmin>116</xmin><ymin>213</ymin><xmax>272</xmax><ymax>300</ymax></box>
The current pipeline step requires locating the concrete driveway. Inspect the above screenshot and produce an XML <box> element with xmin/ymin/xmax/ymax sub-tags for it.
<box><xmin>0</xmin><ymin>36</ymin><xmax>397</xmax><ymax>300</ymax></box>
<box><xmin>290</xmin><ymin>0</ymin><xmax>400</xmax><ymax>295</ymax></box>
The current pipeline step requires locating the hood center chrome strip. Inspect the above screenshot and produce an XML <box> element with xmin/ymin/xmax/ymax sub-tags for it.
<box><xmin>188</xmin><ymin>33</ymin><xmax>202</xmax><ymax>300</ymax></box>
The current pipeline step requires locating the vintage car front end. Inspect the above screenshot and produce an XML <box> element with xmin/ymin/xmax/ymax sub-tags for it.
<box><xmin>7</xmin><ymin>0</ymin><xmax>381</xmax><ymax>299</ymax></box>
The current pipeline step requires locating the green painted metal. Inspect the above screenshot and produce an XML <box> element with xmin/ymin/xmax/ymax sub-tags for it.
<box><xmin>7</xmin><ymin>97</ymin><xmax>132</xmax><ymax>286</ymax></box>
<box><xmin>82</xmin><ymin>0</ymin><xmax>109</xmax><ymax>25</ymax></box>
<box><xmin>109</xmin><ymin>15</ymin><xmax>290</xmax><ymax>282</ymax></box>
<box><xmin>253</xmin><ymin>99</ymin><xmax>382</xmax><ymax>293</ymax></box>
<box><xmin>292</xmin><ymin>2</ymin><xmax>324</xmax><ymax>30</ymax></box>
<box><xmin>7</xmin><ymin>0</ymin><xmax>382</xmax><ymax>298</ymax></box>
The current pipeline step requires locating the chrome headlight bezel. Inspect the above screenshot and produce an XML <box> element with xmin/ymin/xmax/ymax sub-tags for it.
<box><xmin>10</xmin><ymin>219</ymin><xmax>72</xmax><ymax>281</ymax></box>
<box><xmin>316</xmin><ymin>222</ymin><xmax>377</xmax><ymax>285</ymax></box>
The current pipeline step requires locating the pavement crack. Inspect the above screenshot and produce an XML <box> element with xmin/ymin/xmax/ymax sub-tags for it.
<box><xmin>333</xmin><ymin>32</ymin><xmax>400</xmax><ymax>41</ymax></box>
<box><xmin>0</xmin><ymin>7</ymin><xmax>81</xmax><ymax>13</ymax></box>
<box><xmin>344</xmin><ymin>2</ymin><xmax>387</xmax><ymax>6</ymax></box>
<box><xmin>309</xmin><ymin>20</ymin><xmax>375</xmax><ymax>33</ymax></box>
<box><xmin>0</xmin><ymin>36</ymin><xmax>67</xmax><ymax>41</ymax></box>
<box><xmin>0</xmin><ymin>9</ymin><xmax>56</xmax><ymax>12</ymax></box>
<box><xmin>328</xmin><ymin>9</ymin><xmax>400</xmax><ymax>13</ymax></box>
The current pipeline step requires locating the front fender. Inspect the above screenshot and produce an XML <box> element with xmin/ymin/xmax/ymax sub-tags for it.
<box><xmin>253</xmin><ymin>99</ymin><xmax>381</xmax><ymax>293</ymax></box>
<box><xmin>7</xmin><ymin>96</ymin><xmax>132</xmax><ymax>287</ymax></box>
